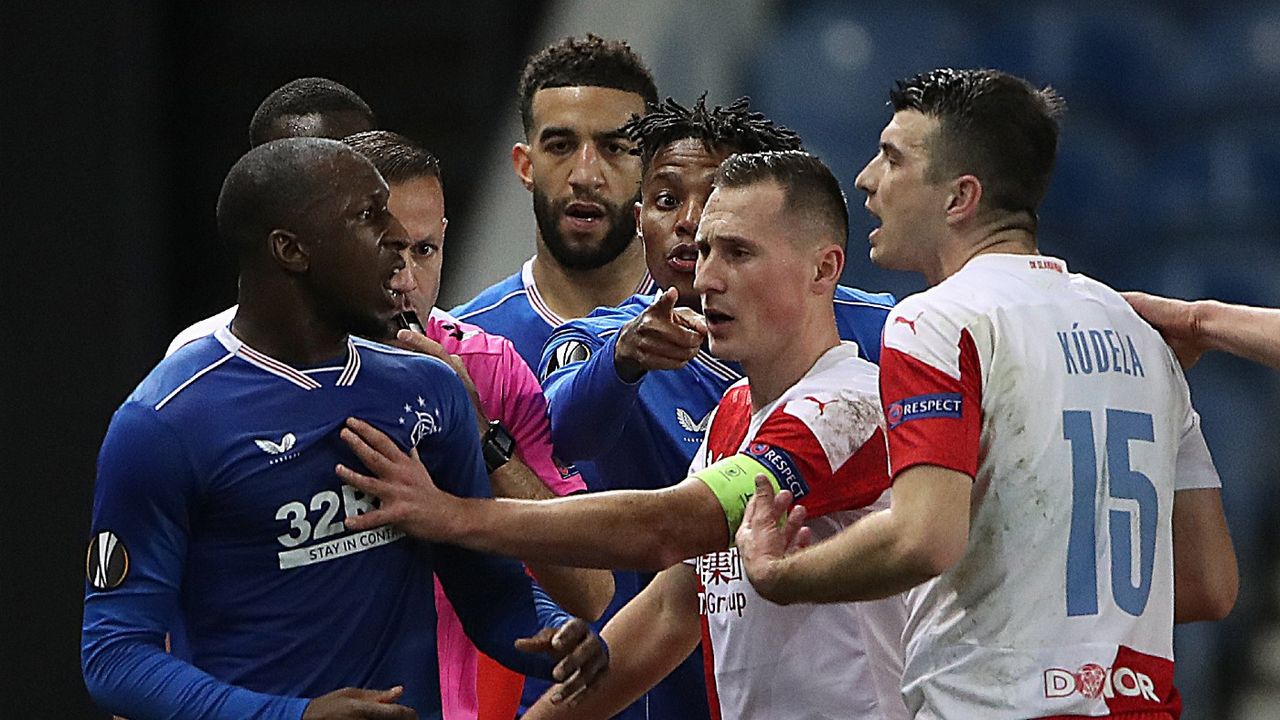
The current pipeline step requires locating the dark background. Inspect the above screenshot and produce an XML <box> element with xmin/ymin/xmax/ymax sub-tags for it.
<box><xmin>6</xmin><ymin>2</ymin><xmax>546</xmax><ymax>716</ymax></box>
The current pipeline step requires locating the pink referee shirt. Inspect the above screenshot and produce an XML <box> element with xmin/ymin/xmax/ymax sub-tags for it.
<box><xmin>426</xmin><ymin>309</ymin><xmax>585</xmax><ymax>720</ymax></box>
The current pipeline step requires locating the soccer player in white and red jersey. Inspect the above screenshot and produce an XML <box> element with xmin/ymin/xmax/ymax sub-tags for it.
<box><xmin>736</xmin><ymin>69</ymin><xmax>1238</xmax><ymax>720</ymax></box>
<box><xmin>334</xmin><ymin>151</ymin><xmax>910</xmax><ymax>719</ymax></box>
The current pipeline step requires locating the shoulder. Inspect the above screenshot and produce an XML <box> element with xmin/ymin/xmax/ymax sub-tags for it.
<box><xmin>882</xmin><ymin>276</ymin><xmax>989</xmax><ymax>360</ymax></box>
<box><xmin>165</xmin><ymin>305</ymin><xmax>237</xmax><ymax>357</ymax></box>
<box><xmin>549</xmin><ymin>294</ymin><xmax>645</xmax><ymax>344</ymax></box>
<box><xmin>834</xmin><ymin>285</ymin><xmax>896</xmax><ymax>310</ymax></box>
<box><xmin>352</xmin><ymin>337</ymin><xmax>457</xmax><ymax>381</ymax></box>
<box><xmin>139</xmin><ymin>336</ymin><xmax>238</xmax><ymax>413</ymax></box>
<box><xmin>777</xmin><ymin>349</ymin><xmax>880</xmax><ymax>434</ymax></box>
<box><xmin>450</xmin><ymin>272</ymin><xmax>526</xmax><ymax>321</ymax></box>
<box><xmin>426</xmin><ymin>311</ymin><xmax>512</xmax><ymax>359</ymax></box>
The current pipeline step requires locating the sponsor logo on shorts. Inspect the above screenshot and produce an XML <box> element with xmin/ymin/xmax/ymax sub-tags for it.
<box><xmin>886</xmin><ymin>392</ymin><xmax>962</xmax><ymax>429</ymax></box>
<box><xmin>1043</xmin><ymin>663</ymin><xmax>1159</xmax><ymax>702</ymax></box>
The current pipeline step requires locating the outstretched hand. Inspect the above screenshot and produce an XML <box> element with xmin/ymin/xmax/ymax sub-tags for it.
<box><xmin>614</xmin><ymin>287</ymin><xmax>708</xmax><ymax>381</ymax></box>
<box><xmin>302</xmin><ymin>686</ymin><xmax>417</xmax><ymax>720</ymax></box>
<box><xmin>1121</xmin><ymin>291</ymin><xmax>1206</xmax><ymax>369</ymax></box>
<box><xmin>514</xmin><ymin>618</ymin><xmax>610</xmax><ymax>707</ymax></box>
<box><xmin>735</xmin><ymin>474</ymin><xmax>811</xmax><ymax>603</ymax></box>
<box><xmin>338</xmin><ymin>417</ymin><xmax>458</xmax><ymax>542</ymax></box>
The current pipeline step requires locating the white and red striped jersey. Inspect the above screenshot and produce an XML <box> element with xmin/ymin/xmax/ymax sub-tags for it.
<box><xmin>880</xmin><ymin>254</ymin><xmax>1220</xmax><ymax>719</ymax></box>
<box><xmin>688</xmin><ymin>343</ymin><xmax>910</xmax><ymax>720</ymax></box>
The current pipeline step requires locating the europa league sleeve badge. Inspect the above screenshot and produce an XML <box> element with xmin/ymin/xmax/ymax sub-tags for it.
<box><xmin>85</xmin><ymin>530</ymin><xmax>129</xmax><ymax>591</ymax></box>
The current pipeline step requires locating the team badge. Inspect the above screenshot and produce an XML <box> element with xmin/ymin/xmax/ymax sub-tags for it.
<box><xmin>85</xmin><ymin>530</ymin><xmax>129</xmax><ymax>591</ymax></box>
<box><xmin>543</xmin><ymin>340</ymin><xmax>591</xmax><ymax>378</ymax></box>
<box><xmin>400</xmin><ymin>396</ymin><xmax>443</xmax><ymax>444</ymax></box>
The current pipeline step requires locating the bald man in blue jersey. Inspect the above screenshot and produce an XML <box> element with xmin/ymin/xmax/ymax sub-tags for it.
<box><xmin>81</xmin><ymin>139</ymin><xmax>605</xmax><ymax>720</ymax></box>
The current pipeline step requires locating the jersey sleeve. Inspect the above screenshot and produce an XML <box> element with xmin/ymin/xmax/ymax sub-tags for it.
<box><xmin>487</xmin><ymin>339</ymin><xmax>585</xmax><ymax>496</ymax></box>
<box><xmin>879</xmin><ymin>304</ymin><xmax>983</xmax><ymax>480</ymax></box>
<box><xmin>419</xmin><ymin>370</ymin><xmax>578</xmax><ymax>680</ymax></box>
<box><xmin>745</xmin><ymin>406</ymin><xmax>890</xmax><ymax>519</ymax></box>
<box><xmin>82</xmin><ymin>403</ymin><xmax>309</xmax><ymax>720</ymax></box>
<box><xmin>1174</xmin><ymin>410</ymin><xmax>1221</xmax><ymax>491</ymax></box>
<box><xmin>539</xmin><ymin>322</ymin><xmax>644</xmax><ymax>463</ymax></box>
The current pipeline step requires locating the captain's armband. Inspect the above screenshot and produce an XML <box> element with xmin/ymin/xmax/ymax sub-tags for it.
<box><xmin>690</xmin><ymin>454</ymin><xmax>781</xmax><ymax>542</ymax></box>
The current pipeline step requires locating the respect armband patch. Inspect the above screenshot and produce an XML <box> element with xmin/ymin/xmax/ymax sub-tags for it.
<box><xmin>691</xmin><ymin>454</ymin><xmax>781</xmax><ymax>542</ymax></box>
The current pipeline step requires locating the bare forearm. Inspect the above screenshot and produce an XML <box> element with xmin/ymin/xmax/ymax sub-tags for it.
<box><xmin>524</xmin><ymin>566</ymin><xmax>701</xmax><ymax>720</ymax></box>
<box><xmin>489</xmin><ymin>457</ymin><xmax>559</xmax><ymax>501</ymax></box>
<box><xmin>1173</xmin><ymin>488</ymin><xmax>1238</xmax><ymax>623</ymax></box>
<box><xmin>1196</xmin><ymin>301</ymin><xmax>1280</xmax><ymax>369</ymax></box>
<box><xmin>762</xmin><ymin>509</ymin><xmax>940</xmax><ymax>604</ymax></box>
<box><xmin>449</xmin><ymin>482</ymin><xmax>726</xmax><ymax>571</ymax></box>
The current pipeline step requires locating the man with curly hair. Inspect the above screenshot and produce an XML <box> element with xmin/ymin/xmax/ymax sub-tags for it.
<box><xmin>451</xmin><ymin>35</ymin><xmax>659</xmax><ymax>367</ymax></box>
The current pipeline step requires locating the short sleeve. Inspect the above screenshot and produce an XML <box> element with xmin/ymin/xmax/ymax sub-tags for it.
<box><xmin>880</xmin><ymin>306</ymin><xmax>983</xmax><ymax>479</ymax></box>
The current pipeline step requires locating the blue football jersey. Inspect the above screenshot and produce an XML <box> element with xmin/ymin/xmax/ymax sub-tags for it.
<box><xmin>82</xmin><ymin>327</ymin><xmax>567</xmax><ymax>720</ymax></box>
<box><xmin>452</xmin><ymin>258</ymin><xmax>655</xmax><ymax>368</ymax></box>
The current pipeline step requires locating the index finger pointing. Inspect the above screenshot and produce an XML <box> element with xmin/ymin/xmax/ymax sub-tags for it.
<box><xmin>646</xmin><ymin>287</ymin><xmax>679</xmax><ymax>319</ymax></box>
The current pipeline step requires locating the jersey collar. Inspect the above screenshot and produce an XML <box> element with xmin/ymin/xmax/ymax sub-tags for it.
<box><xmin>214</xmin><ymin>326</ymin><xmax>362</xmax><ymax>390</ymax></box>
<box><xmin>522</xmin><ymin>257</ymin><xmax>658</xmax><ymax>329</ymax></box>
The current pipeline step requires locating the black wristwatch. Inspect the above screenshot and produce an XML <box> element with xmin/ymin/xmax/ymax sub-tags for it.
<box><xmin>482</xmin><ymin>420</ymin><xmax>516</xmax><ymax>473</ymax></box>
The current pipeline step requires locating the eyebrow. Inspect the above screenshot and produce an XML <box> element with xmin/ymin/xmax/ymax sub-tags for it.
<box><xmin>538</xmin><ymin>125</ymin><xmax>629</xmax><ymax>143</ymax></box>
<box><xmin>879</xmin><ymin>141</ymin><xmax>904</xmax><ymax>160</ymax></box>
<box><xmin>647</xmin><ymin>169</ymin><xmax>685</xmax><ymax>186</ymax></box>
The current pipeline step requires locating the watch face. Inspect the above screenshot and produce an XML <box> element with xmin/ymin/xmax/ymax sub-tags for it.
<box><xmin>484</xmin><ymin>422</ymin><xmax>516</xmax><ymax>471</ymax></box>
<box><xmin>493</xmin><ymin>424</ymin><xmax>516</xmax><ymax>454</ymax></box>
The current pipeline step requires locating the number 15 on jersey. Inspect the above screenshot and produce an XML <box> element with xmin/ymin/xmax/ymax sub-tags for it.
<box><xmin>1063</xmin><ymin>409</ymin><xmax>1158</xmax><ymax>618</ymax></box>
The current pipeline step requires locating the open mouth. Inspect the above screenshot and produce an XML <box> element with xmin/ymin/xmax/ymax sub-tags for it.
<box><xmin>563</xmin><ymin>202</ymin><xmax>606</xmax><ymax>232</ymax></box>
<box><xmin>666</xmin><ymin>242</ymin><xmax>698</xmax><ymax>274</ymax></box>
<box><xmin>704</xmin><ymin>307</ymin><xmax>734</xmax><ymax>332</ymax></box>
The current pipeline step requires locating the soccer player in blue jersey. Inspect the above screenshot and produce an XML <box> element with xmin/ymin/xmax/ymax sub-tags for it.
<box><xmin>449</xmin><ymin>34</ymin><xmax>678</xmax><ymax>720</ymax></box>
<box><xmin>450</xmin><ymin>35</ymin><xmax>659</xmax><ymax>365</ymax></box>
<box><xmin>540</xmin><ymin>96</ymin><xmax>894</xmax><ymax>495</ymax></box>
<box><xmin>82</xmin><ymin>138</ymin><xmax>605</xmax><ymax>720</ymax></box>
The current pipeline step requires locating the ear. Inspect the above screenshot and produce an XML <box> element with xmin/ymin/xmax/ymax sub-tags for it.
<box><xmin>813</xmin><ymin>243</ymin><xmax>845</xmax><ymax>290</ymax></box>
<box><xmin>633</xmin><ymin>200</ymin><xmax>643</xmax><ymax>239</ymax></box>
<box><xmin>512</xmin><ymin>143</ymin><xmax>534</xmax><ymax>191</ymax></box>
<box><xmin>945</xmin><ymin>174</ymin><xmax>983</xmax><ymax>223</ymax></box>
<box><xmin>269</xmin><ymin>229</ymin><xmax>309</xmax><ymax>273</ymax></box>
<box><xmin>440</xmin><ymin>216</ymin><xmax>449</xmax><ymax>242</ymax></box>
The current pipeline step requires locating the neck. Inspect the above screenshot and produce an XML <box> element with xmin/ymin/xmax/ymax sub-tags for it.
<box><xmin>743</xmin><ymin>306</ymin><xmax>841</xmax><ymax>412</ymax></box>
<box><xmin>928</xmin><ymin>222</ymin><xmax>1037</xmax><ymax>286</ymax></box>
<box><xmin>531</xmin><ymin>234</ymin><xmax>648</xmax><ymax>320</ymax></box>
<box><xmin>231</xmin><ymin>272</ymin><xmax>349</xmax><ymax>366</ymax></box>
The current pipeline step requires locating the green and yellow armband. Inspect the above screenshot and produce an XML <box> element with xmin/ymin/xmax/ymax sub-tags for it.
<box><xmin>691</xmin><ymin>454</ymin><xmax>782</xmax><ymax>542</ymax></box>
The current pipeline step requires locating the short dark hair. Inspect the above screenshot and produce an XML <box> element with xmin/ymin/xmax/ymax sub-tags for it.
<box><xmin>713</xmin><ymin>150</ymin><xmax>848</xmax><ymax>244</ymax></box>
<box><xmin>889</xmin><ymin>68</ymin><xmax>1065</xmax><ymax>218</ymax></box>
<box><xmin>217</xmin><ymin>137</ymin><xmax>366</xmax><ymax>257</ymax></box>
<box><xmin>624</xmin><ymin>95</ymin><xmax>803</xmax><ymax>172</ymax></box>
<box><xmin>517</xmin><ymin>34</ymin><xmax>658</xmax><ymax>135</ymax></box>
<box><xmin>342</xmin><ymin>130</ymin><xmax>441</xmax><ymax>186</ymax></box>
<box><xmin>249</xmin><ymin>77</ymin><xmax>376</xmax><ymax>147</ymax></box>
